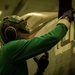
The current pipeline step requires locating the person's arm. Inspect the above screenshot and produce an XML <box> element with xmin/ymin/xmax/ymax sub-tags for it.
<box><xmin>34</xmin><ymin>17</ymin><xmax>70</xmax><ymax>75</ymax></box>
<box><xmin>34</xmin><ymin>10</ymin><xmax>73</xmax><ymax>75</ymax></box>
<box><xmin>9</xmin><ymin>18</ymin><xmax>69</xmax><ymax>60</ymax></box>
<box><xmin>34</xmin><ymin>52</ymin><xmax>49</xmax><ymax>75</ymax></box>
<box><xmin>11</xmin><ymin>18</ymin><xmax>70</xmax><ymax>61</ymax></box>
<box><xmin>5</xmin><ymin>10</ymin><xmax>72</xmax><ymax>62</ymax></box>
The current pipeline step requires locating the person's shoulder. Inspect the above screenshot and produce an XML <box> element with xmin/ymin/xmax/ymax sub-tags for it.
<box><xmin>7</xmin><ymin>39</ymin><xmax>29</xmax><ymax>47</ymax></box>
<box><xmin>0</xmin><ymin>39</ymin><xmax>28</xmax><ymax>55</ymax></box>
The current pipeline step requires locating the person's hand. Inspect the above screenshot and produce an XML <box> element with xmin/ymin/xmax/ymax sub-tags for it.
<box><xmin>34</xmin><ymin>52</ymin><xmax>49</xmax><ymax>74</ymax></box>
<box><xmin>62</xmin><ymin>9</ymin><xmax>74</xmax><ymax>22</ymax></box>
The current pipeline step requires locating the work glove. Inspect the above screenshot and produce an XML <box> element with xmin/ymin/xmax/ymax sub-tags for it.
<box><xmin>62</xmin><ymin>9</ymin><xmax>74</xmax><ymax>22</ymax></box>
<box><xmin>34</xmin><ymin>52</ymin><xmax>49</xmax><ymax>75</ymax></box>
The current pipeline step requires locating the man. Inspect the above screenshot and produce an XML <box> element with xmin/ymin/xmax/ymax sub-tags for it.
<box><xmin>0</xmin><ymin>10</ymin><xmax>73</xmax><ymax>75</ymax></box>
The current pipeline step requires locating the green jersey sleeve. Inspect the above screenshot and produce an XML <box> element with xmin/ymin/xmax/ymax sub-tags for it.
<box><xmin>3</xmin><ymin>23</ymin><xmax>68</xmax><ymax>62</ymax></box>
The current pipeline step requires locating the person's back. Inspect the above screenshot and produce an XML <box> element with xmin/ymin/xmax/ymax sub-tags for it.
<box><xmin>0</xmin><ymin>40</ymin><xmax>29</xmax><ymax>75</ymax></box>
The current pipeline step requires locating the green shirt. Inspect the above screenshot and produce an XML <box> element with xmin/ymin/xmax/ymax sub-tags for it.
<box><xmin>0</xmin><ymin>23</ymin><xmax>67</xmax><ymax>75</ymax></box>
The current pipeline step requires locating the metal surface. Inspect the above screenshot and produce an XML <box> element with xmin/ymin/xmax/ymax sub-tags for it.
<box><xmin>0</xmin><ymin>0</ymin><xmax>75</xmax><ymax>17</ymax></box>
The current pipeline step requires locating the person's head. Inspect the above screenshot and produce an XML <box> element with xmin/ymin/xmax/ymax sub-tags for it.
<box><xmin>0</xmin><ymin>15</ymin><xmax>30</xmax><ymax>43</ymax></box>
